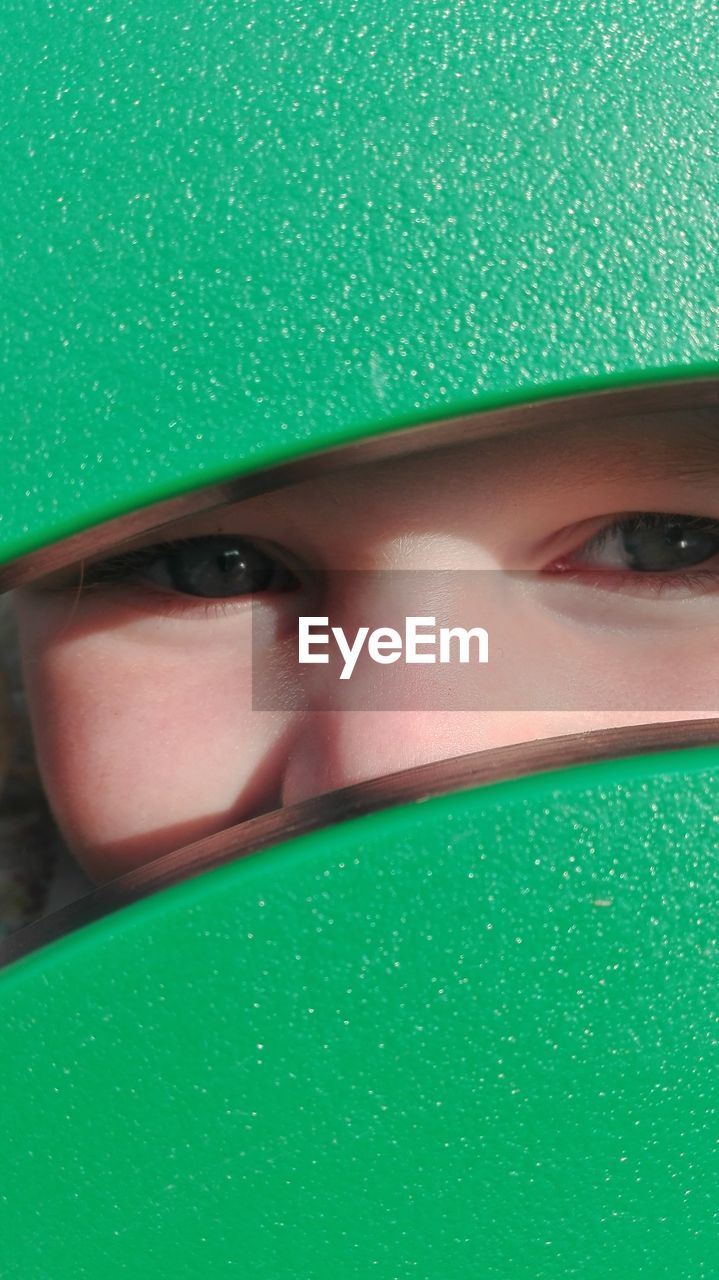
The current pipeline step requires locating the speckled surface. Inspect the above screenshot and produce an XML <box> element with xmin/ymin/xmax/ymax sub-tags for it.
<box><xmin>2</xmin><ymin>1</ymin><xmax>717</xmax><ymax>562</ymax></box>
<box><xmin>2</xmin><ymin>747</ymin><xmax>719</xmax><ymax>1276</ymax></box>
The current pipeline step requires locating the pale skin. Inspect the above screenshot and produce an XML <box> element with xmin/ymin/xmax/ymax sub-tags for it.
<box><xmin>13</xmin><ymin>406</ymin><xmax>719</xmax><ymax>882</ymax></box>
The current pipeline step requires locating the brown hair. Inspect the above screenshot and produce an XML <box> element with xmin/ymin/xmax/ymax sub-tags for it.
<box><xmin>0</xmin><ymin>596</ymin><xmax>55</xmax><ymax>934</ymax></box>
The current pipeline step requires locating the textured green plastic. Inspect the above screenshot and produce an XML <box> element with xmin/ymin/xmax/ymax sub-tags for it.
<box><xmin>1</xmin><ymin>1</ymin><xmax>717</xmax><ymax>564</ymax></box>
<box><xmin>2</xmin><ymin>747</ymin><xmax>719</xmax><ymax>1277</ymax></box>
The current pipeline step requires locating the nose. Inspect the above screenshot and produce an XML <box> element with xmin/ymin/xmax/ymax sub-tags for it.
<box><xmin>279</xmin><ymin>706</ymin><xmax>508</xmax><ymax>806</ymax></box>
<box><xmin>274</xmin><ymin>542</ymin><xmax>690</xmax><ymax>807</ymax></box>
<box><xmin>280</xmin><ymin>706</ymin><xmax>702</xmax><ymax>807</ymax></box>
<box><xmin>277</xmin><ymin>557</ymin><xmax>511</xmax><ymax>806</ymax></box>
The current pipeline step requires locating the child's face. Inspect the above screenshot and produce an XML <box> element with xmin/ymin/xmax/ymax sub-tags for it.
<box><xmin>12</xmin><ymin>404</ymin><xmax>719</xmax><ymax>882</ymax></box>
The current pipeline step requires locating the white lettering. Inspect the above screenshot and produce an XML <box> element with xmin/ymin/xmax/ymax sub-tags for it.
<box><xmin>298</xmin><ymin>616</ymin><xmax>329</xmax><ymax>663</ymax></box>
<box><xmin>367</xmin><ymin>627</ymin><xmax>402</xmax><ymax>664</ymax></box>
<box><xmin>332</xmin><ymin>625</ymin><xmax>369</xmax><ymax>680</ymax></box>
<box><xmin>297</xmin><ymin>616</ymin><xmax>491</xmax><ymax>677</ymax></box>
<box><xmin>439</xmin><ymin>626</ymin><xmax>489</xmax><ymax>664</ymax></box>
<box><xmin>405</xmin><ymin>616</ymin><xmax>437</xmax><ymax>664</ymax></box>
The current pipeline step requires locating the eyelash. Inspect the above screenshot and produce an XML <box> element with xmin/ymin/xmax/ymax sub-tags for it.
<box><xmin>52</xmin><ymin>511</ymin><xmax>719</xmax><ymax>611</ymax></box>
<box><xmin>78</xmin><ymin>541</ymin><xmax>190</xmax><ymax>585</ymax></box>
<box><xmin>543</xmin><ymin>511</ymin><xmax>719</xmax><ymax>595</ymax></box>
<box><xmin>72</xmin><ymin>537</ymin><xmax>302</xmax><ymax>616</ymax></box>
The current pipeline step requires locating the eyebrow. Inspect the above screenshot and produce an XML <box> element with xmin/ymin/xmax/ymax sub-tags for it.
<box><xmin>538</xmin><ymin>412</ymin><xmax>719</xmax><ymax>492</ymax></box>
<box><xmin>4</xmin><ymin>404</ymin><xmax>718</xmax><ymax>594</ymax></box>
<box><xmin>669</xmin><ymin>421</ymin><xmax>719</xmax><ymax>481</ymax></box>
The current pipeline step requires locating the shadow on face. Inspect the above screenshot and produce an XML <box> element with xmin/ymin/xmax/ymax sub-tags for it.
<box><xmin>10</xmin><ymin>395</ymin><xmax>719</xmax><ymax>881</ymax></box>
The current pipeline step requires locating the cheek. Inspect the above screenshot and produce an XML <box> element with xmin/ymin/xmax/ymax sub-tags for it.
<box><xmin>17</xmin><ymin>606</ymin><xmax>290</xmax><ymax>881</ymax></box>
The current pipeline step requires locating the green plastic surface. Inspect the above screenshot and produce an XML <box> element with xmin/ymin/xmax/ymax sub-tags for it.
<box><xmin>3</xmin><ymin>747</ymin><xmax>719</xmax><ymax>1276</ymax></box>
<box><xmin>2</xmin><ymin>1</ymin><xmax>717</xmax><ymax>564</ymax></box>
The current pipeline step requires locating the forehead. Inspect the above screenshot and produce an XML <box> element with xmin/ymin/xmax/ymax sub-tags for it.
<box><xmin>219</xmin><ymin>401</ymin><xmax>719</xmax><ymax>524</ymax></box>
<box><xmin>2</xmin><ymin>384</ymin><xmax>718</xmax><ymax>589</ymax></box>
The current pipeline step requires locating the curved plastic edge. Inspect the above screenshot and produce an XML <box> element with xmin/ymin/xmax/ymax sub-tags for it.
<box><xmin>1</xmin><ymin>741</ymin><xmax>717</xmax><ymax>990</ymax></box>
<box><xmin>4</xmin><ymin>362</ymin><xmax>718</xmax><ymax>567</ymax></box>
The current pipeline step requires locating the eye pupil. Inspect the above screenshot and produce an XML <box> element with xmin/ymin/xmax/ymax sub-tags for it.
<box><xmin>623</xmin><ymin>517</ymin><xmax>719</xmax><ymax>572</ymax></box>
<box><xmin>164</xmin><ymin>538</ymin><xmax>285</xmax><ymax>597</ymax></box>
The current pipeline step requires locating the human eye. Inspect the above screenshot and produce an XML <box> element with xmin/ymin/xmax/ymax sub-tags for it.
<box><xmin>77</xmin><ymin>534</ymin><xmax>300</xmax><ymax>601</ymax></box>
<box><xmin>542</xmin><ymin>512</ymin><xmax>719</xmax><ymax>593</ymax></box>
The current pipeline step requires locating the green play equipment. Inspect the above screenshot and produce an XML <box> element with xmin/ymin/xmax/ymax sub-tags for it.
<box><xmin>2</xmin><ymin>733</ymin><xmax>719</xmax><ymax>1278</ymax></box>
<box><xmin>0</xmin><ymin>0</ymin><xmax>716</xmax><ymax>569</ymax></box>
<box><xmin>1</xmin><ymin>1</ymin><xmax>718</xmax><ymax>1275</ymax></box>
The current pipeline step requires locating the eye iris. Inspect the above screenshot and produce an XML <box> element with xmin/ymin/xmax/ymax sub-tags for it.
<box><xmin>623</xmin><ymin>518</ymin><xmax>719</xmax><ymax>572</ymax></box>
<box><xmin>165</xmin><ymin>540</ymin><xmax>277</xmax><ymax>597</ymax></box>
